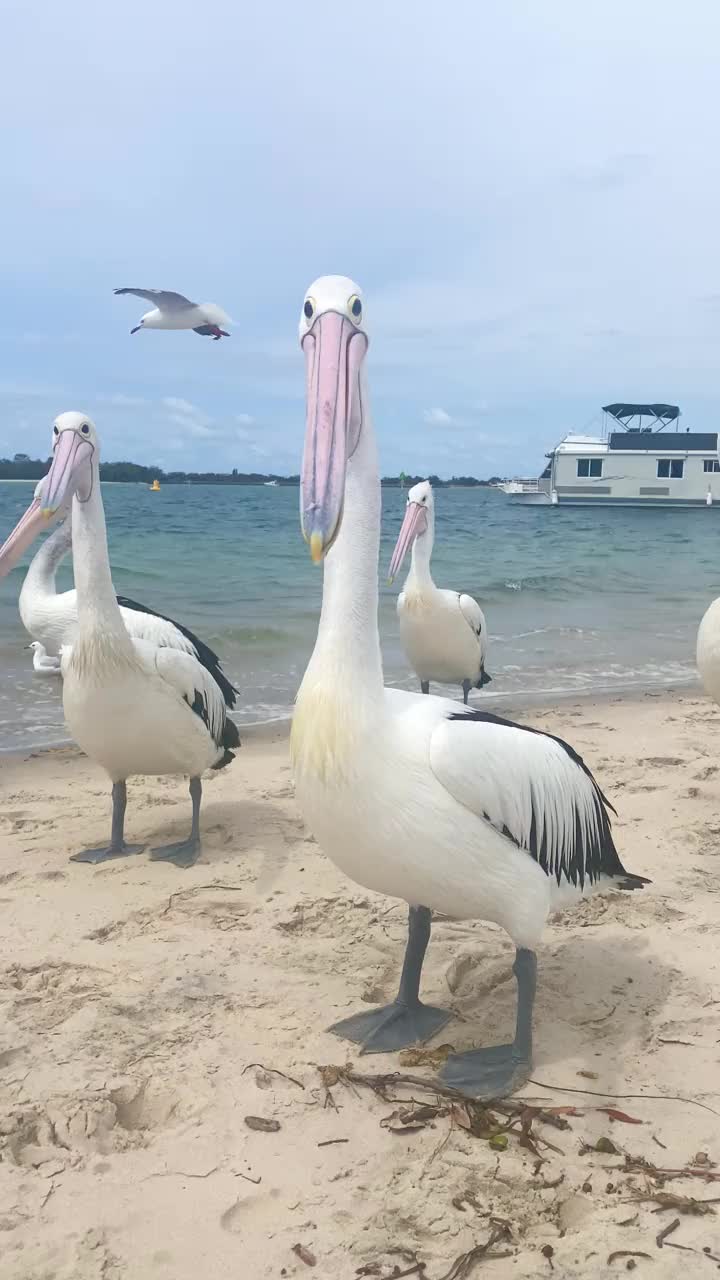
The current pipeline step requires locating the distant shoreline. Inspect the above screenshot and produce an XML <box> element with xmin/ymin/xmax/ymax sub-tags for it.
<box><xmin>0</xmin><ymin>464</ymin><xmax>502</xmax><ymax>488</ymax></box>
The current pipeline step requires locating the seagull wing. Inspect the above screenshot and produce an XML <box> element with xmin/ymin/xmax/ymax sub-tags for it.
<box><xmin>113</xmin><ymin>288</ymin><xmax>194</xmax><ymax>310</ymax></box>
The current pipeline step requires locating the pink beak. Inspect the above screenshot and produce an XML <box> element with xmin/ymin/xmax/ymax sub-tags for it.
<box><xmin>0</xmin><ymin>430</ymin><xmax>93</xmax><ymax>579</ymax></box>
<box><xmin>0</xmin><ymin>497</ymin><xmax>50</xmax><ymax>578</ymax></box>
<box><xmin>300</xmin><ymin>310</ymin><xmax>367</xmax><ymax>562</ymax></box>
<box><xmin>388</xmin><ymin>501</ymin><xmax>428</xmax><ymax>583</ymax></box>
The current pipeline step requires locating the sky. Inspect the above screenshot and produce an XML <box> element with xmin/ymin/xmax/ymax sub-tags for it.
<box><xmin>1</xmin><ymin>0</ymin><xmax>719</xmax><ymax>478</ymax></box>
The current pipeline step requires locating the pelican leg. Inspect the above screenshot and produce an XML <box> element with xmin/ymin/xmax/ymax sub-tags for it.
<box><xmin>420</xmin><ymin>681</ymin><xmax>430</xmax><ymax>695</ymax></box>
<box><xmin>70</xmin><ymin>782</ymin><xmax>145</xmax><ymax>864</ymax></box>
<box><xmin>329</xmin><ymin>905</ymin><xmax>451</xmax><ymax>1053</ymax></box>
<box><xmin>150</xmin><ymin>777</ymin><xmax>202</xmax><ymax>869</ymax></box>
<box><xmin>462</xmin><ymin>679</ymin><xmax>472</xmax><ymax>705</ymax></box>
<box><xmin>439</xmin><ymin>948</ymin><xmax>537</xmax><ymax>1099</ymax></box>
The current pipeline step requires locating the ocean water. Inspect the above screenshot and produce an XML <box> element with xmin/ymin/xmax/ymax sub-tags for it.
<box><xmin>0</xmin><ymin>480</ymin><xmax>714</xmax><ymax>752</ymax></box>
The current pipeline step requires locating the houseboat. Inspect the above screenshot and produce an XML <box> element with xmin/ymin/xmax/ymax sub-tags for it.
<box><xmin>505</xmin><ymin>404</ymin><xmax>720</xmax><ymax>508</ymax></box>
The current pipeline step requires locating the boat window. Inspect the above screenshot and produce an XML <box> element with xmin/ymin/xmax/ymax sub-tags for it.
<box><xmin>576</xmin><ymin>458</ymin><xmax>603</xmax><ymax>478</ymax></box>
<box><xmin>704</xmin><ymin>459</ymin><xmax>720</xmax><ymax>473</ymax></box>
<box><xmin>657</xmin><ymin>459</ymin><xmax>684</xmax><ymax>479</ymax></box>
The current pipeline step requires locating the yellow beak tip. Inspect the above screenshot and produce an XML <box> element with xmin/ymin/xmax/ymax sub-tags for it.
<box><xmin>309</xmin><ymin>532</ymin><xmax>324</xmax><ymax>564</ymax></box>
<box><xmin>40</xmin><ymin>508</ymin><xmax>54</xmax><ymax>520</ymax></box>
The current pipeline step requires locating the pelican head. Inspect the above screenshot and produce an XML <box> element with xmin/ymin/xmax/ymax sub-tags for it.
<box><xmin>387</xmin><ymin>480</ymin><xmax>434</xmax><ymax>582</ymax></box>
<box><xmin>299</xmin><ymin>275</ymin><xmax>369</xmax><ymax>563</ymax></box>
<box><xmin>0</xmin><ymin>412</ymin><xmax>97</xmax><ymax>578</ymax></box>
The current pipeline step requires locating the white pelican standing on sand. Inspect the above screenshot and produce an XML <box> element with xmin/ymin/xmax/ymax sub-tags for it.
<box><xmin>114</xmin><ymin>288</ymin><xmax>231</xmax><ymax>340</ymax></box>
<box><xmin>291</xmin><ymin>276</ymin><xmax>649</xmax><ymax>1098</ymax></box>
<box><xmin>388</xmin><ymin>479</ymin><xmax>491</xmax><ymax>703</ymax></box>
<box><xmin>17</xmin><ymin>508</ymin><xmax>237</xmax><ymax>705</ymax></box>
<box><xmin>0</xmin><ymin>413</ymin><xmax>240</xmax><ymax>869</ymax></box>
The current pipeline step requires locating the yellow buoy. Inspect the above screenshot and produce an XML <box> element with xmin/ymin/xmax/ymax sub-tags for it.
<box><xmin>149</xmin><ymin>478</ymin><xmax>161</xmax><ymax>491</ymax></box>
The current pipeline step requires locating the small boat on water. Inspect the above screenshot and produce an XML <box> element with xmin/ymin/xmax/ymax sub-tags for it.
<box><xmin>504</xmin><ymin>403</ymin><xmax>720</xmax><ymax>509</ymax></box>
<box><xmin>149</xmin><ymin>479</ymin><xmax>161</xmax><ymax>491</ymax></box>
<box><xmin>264</xmin><ymin>479</ymin><xmax>278</xmax><ymax>487</ymax></box>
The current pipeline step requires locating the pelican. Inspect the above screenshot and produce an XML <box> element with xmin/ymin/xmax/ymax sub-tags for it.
<box><xmin>696</xmin><ymin>600</ymin><xmax>720</xmax><ymax>706</ymax></box>
<box><xmin>388</xmin><ymin>479</ymin><xmax>491</xmax><ymax>703</ymax></box>
<box><xmin>0</xmin><ymin>413</ymin><xmax>240</xmax><ymax>869</ymax></box>
<box><xmin>17</xmin><ymin>507</ymin><xmax>237</xmax><ymax>705</ymax></box>
<box><xmin>26</xmin><ymin>641</ymin><xmax>62</xmax><ymax>675</ymax></box>
<box><xmin>291</xmin><ymin>276</ymin><xmax>649</xmax><ymax>1098</ymax></box>
<box><xmin>114</xmin><ymin>288</ymin><xmax>231</xmax><ymax>340</ymax></box>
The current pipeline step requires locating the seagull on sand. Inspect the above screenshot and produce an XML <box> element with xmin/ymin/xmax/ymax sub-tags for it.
<box><xmin>114</xmin><ymin>288</ymin><xmax>231</xmax><ymax>340</ymax></box>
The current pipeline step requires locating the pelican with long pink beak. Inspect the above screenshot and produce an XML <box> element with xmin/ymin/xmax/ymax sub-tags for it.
<box><xmin>388</xmin><ymin>479</ymin><xmax>491</xmax><ymax>703</ymax></box>
<box><xmin>0</xmin><ymin>412</ymin><xmax>239</xmax><ymax>868</ymax></box>
<box><xmin>291</xmin><ymin>275</ymin><xmax>649</xmax><ymax>1099</ymax></box>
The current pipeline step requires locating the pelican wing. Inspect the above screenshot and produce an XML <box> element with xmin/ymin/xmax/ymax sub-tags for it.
<box><xmin>429</xmin><ymin>707</ymin><xmax>635</xmax><ymax>889</ymax></box>
<box><xmin>113</xmin><ymin>288</ymin><xmax>193</xmax><ymax>310</ymax></box>
<box><xmin>458</xmin><ymin>592</ymin><xmax>485</xmax><ymax>637</ymax></box>
<box><xmin>116</xmin><ymin>595</ymin><xmax>237</xmax><ymax>707</ymax></box>
<box><xmin>153</xmin><ymin>647</ymin><xmax>227</xmax><ymax>750</ymax></box>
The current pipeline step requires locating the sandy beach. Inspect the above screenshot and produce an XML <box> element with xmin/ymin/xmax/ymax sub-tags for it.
<box><xmin>1</xmin><ymin>688</ymin><xmax>720</xmax><ymax>1279</ymax></box>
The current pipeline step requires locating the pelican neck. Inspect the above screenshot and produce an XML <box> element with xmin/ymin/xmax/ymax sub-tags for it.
<box><xmin>71</xmin><ymin>473</ymin><xmax>131</xmax><ymax>645</ymax></box>
<box><xmin>305</xmin><ymin>371</ymin><xmax>384</xmax><ymax>701</ymax></box>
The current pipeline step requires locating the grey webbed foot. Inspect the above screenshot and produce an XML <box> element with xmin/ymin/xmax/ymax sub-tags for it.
<box><xmin>330</xmin><ymin>1000</ymin><xmax>451</xmax><ymax>1053</ymax></box>
<box><xmin>70</xmin><ymin>843</ymin><xmax>145</xmax><ymax>865</ymax></box>
<box><xmin>330</xmin><ymin>904</ymin><xmax>450</xmax><ymax>1053</ymax></box>
<box><xmin>440</xmin><ymin>947</ymin><xmax>537</xmax><ymax>1099</ymax></box>
<box><xmin>150</xmin><ymin>836</ymin><xmax>201</xmax><ymax>869</ymax></box>
<box><xmin>440</xmin><ymin>1043</ymin><xmax>530</xmax><ymax>1099</ymax></box>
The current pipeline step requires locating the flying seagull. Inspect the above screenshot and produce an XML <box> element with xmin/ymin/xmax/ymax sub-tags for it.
<box><xmin>114</xmin><ymin>288</ymin><xmax>231</xmax><ymax>340</ymax></box>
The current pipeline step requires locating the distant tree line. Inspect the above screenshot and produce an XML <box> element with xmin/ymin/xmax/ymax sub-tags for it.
<box><xmin>0</xmin><ymin>455</ymin><xmax>503</xmax><ymax>487</ymax></box>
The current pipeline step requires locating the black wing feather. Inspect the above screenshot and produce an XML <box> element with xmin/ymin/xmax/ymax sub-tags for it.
<box><xmin>117</xmin><ymin>595</ymin><xmax>237</xmax><ymax>708</ymax></box>
<box><xmin>448</xmin><ymin>708</ymin><xmax>649</xmax><ymax>891</ymax></box>
<box><xmin>185</xmin><ymin>689</ymin><xmax>240</xmax><ymax>772</ymax></box>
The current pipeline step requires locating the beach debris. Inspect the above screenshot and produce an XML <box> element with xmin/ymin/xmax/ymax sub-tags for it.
<box><xmin>398</xmin><ymin>1045</ymin><xmax>455</xmax><ymax>1068</ymax></box>
<box><xmin>586</xmin><ymin>1136</ymin><xmax>622</xmax><ymax>1155</ymax></box>
<box><xmin>243</xmin><ymin>1115</ymin><xmax>280</xmax><ymax>1132</ymax></box>
<box><xmin>317</xmin><ymin>1138</ymin><xmax>349</xmax><ymax>1147</ymax></box>
<box><xmin>632</xmin><ymin>1190</ymin><xmax>719</xmax><ymax>1215</ymax></box>
<box><xmin>656</xmin><ymin>1218</ymin><xmax>680</xmax><ymax>1247</ymax></box>
<box><xmin>600</xmin><ymin>1108</ymin><xmax>644</xmax><ymax>1125</ymax></box>
<box><xmin>242</xmin><ymin>1062</ymin><xmax>304</xmax><ymax>1090</ymax></box>
<box><xmin>381</xmin><ymin>1104</ymin><xmax>441</xmax><ymax>1134</ymax></box>
<box><xmin>355</xmin><ymin>1249</ymin><xmax>425</xmax><ymax>1277</ymax></box>
<box><xmin>434</xmin><ymin>1225</ymin><xmax>513</xmax><ymax>1278</ymax></box>
<box><xmin>540</xmin><ymin>1243</ymin><xmax>555</xmax><ymax>1269</ymax></box>
<box><xmin>292</xmin><ymin>1242</ymin><xmax>317</xmax><ymax>1267</ymax></box>
<box><xmin>606</xmin><ymin>1251</ymin><xmax>651</xmax><ymax>1266</ymax></box>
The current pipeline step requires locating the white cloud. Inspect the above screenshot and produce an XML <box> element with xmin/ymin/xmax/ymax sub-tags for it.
<box><xmin>236</xmin><ymin>412</ymin><xmax>255</xmax><ymax>425</ymax></box>
<box><xmin>162</xmin><ymin>396</ymin><xmax>200</xmax><ymax>416</ymax></box>
<box><xmin>423</xmin><ymin>407</ymin><xmax>453</xmax><ymax>427</ymax></box>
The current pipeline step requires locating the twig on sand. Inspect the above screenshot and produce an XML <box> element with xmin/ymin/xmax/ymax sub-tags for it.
<box><xmin>527</xmin><ymin>1078</ymin><xmax>720</xmax><ymax>1119</ymax></box>
<box><xmin>242</xmin><ymin>1062</ymin><xmax>305</xmax><ymax>1089</ymax></box>
<box><xmin>435</xmin><ymin>1226</ymin><xmax>514</xmax><ymax>1279</ymax></box>
<box><xmin>656</xmin><ymin>1218</ymin><xmax>681</xmax><ymax>1247</ymax></box>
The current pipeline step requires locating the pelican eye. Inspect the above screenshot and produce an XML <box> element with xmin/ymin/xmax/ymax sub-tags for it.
<box><xmin>53</xmin><ymin>426</ymin><xmax>59</xmax><ymax>436</ymax></box>
<box><xmin>348</xmin><ymin>294</ymin><xmax>362</xmax><ymax>321</ymax></box>
<box><xmin>303</xmin><ymin>297</ymin><xmax>315</xmax><ymax>321</ymax></box>
<box><xmin>81</xmin><ymin>424</ymin><xmax>90</xmax><ymax>435</ymax></box>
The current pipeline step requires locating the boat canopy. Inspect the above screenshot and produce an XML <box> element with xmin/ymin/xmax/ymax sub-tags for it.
<box><xmin>603</xmin><ymin>403</ymin><xmax>680</xmax><ymax>430</ymax></box>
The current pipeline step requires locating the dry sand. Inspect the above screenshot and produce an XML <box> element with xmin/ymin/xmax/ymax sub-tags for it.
<box><xmin>1</xmin><ymin>690</ymin><xmax>720</xmax><ymax>1279</ymax></box>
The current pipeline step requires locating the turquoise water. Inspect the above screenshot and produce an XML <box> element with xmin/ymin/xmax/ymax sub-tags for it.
<box><xmin>0</xmin><ymin>480</ymin><xmax>714</xmax><ymax>751</ymax></box>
